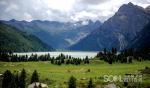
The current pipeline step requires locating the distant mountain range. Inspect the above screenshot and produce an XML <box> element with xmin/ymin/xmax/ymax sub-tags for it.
<box><xmin>1</xmin><ymin>19</ymin><xmax>101</xmax><ymax>49</ymax></box>
<box><xmin>70</xmin><ymin>2</ymin><xmax>150</xmax><ymax>51</ymax></box>
<box><xmin>1</xmin><ymin>2</ymin><xmax>150</xmax><ymax>52</ymax></box>
<box><xmin>0</xmin><ymin>22</ymin><xmax>54</xmax><ymax>52</ymax></box>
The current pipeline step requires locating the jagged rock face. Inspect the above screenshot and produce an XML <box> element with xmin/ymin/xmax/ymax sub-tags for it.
<box><xmin>70</xmin><ymin>2</ymin><xmax>150</xmax><ymax>51</ymax></box>
<box><xmin>145</xmin><ymin>5</ymin><xmax>150</xmax><ymax>14</ymax></box>
<box><xmin>129</xmin><ymin>21</ymin><xmax>150</xmax><ymax>51</ymax></box>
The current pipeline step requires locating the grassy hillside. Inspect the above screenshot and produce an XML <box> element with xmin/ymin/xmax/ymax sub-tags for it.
<box><xmin>0</xmin><ymin>22</ymin><xmax>54</xmax><ymax>52</ymax></box>
<box><xmin>0</xmin><ymin>60</ymin><xmax>149</xmax><ymax>88</ymax></box>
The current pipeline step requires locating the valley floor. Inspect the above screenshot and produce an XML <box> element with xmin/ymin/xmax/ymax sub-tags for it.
<box><xmin>0</xmin><ymin>60</ymin><xmax>150</xmax><ymax>88</ymax></box>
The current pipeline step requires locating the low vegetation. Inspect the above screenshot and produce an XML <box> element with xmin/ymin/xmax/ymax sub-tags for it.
<box><xmin>0</xmin><ymin>48</ymin><xmax>150</xmax><ymax>87</ymax></box>
<box><xmin>0</xmin><ymin>60</ymin><xmax>149</xmax><ymax>88</ymax></box>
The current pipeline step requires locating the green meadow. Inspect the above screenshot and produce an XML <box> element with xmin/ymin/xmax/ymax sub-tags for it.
<box><xmin>0</xmin><ymin>60</ymin><xmax>150</xmax><ymax>87</ymax></box>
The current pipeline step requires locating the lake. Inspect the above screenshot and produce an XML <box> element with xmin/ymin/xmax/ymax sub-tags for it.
<box><xmin>14</xmin><ymin>51</ymin><xmax>98</xmax><ymax>59</ymax></box>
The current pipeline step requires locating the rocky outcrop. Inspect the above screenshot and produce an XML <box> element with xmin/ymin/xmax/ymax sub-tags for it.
<box><xmin>70</xmin><ymin>2</ymin><xmax>150</xmax><ymax>51</ymax></box>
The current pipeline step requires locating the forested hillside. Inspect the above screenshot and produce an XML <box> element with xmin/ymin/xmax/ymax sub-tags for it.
<box><xmin>0</xmin><ymin>22</ymin><xmax>54</xmax><ymax>52</ymax></box>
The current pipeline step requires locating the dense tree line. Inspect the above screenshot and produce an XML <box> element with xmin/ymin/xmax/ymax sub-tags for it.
<box><xmin>0</xmin><ymin>50</ymin><xmax>52</xmax><ymax>62</ymax></box>
<box><xmin>2</xmin><ymin>69</ymin><xmax>27</xmax><ymax>88</ymax></box>
<box><xmin>96</xmin><ymin>48</ymin><xmax>149</xmax><ymax>64</ymax></box>
<box><xmin>2</xmin><ymin>69</ymin><xmax>39</xmax><ymax>88</ymax></box>
<box><xmin>51</xmin><ymin>54</ymin><xmax>89</xmax><ymax>65</ymax></box>
<box><xmin>0</xmin><ymin>51</ymin><xmax>90</xmax><ymax>65</ymax></box>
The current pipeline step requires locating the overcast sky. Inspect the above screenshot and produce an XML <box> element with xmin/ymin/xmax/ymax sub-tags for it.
<box><xmin>0</xmin><ymin>0</ymin><xmax>149</xmax><ymax>22</ymax></box>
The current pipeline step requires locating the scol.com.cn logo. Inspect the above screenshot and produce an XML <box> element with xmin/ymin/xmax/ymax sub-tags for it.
<box><xmin>103</xmin><ymin>74</ymin><xmax>142</xmax><ymax>82</ymax></box>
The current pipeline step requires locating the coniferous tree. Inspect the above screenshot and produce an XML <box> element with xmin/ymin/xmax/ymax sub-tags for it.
<box><xmin>2</xmin><ymin>70</ymin><xmax>13</xmax><ymax>88</ymax></box>
<box><xmin>85</xmin><ymin>56</ymin><xmax>89</xmax><ymax>64</ymax></box>
<box><xmin>58</xmin><ymin>60</ymin><xmax>61</xmax><ymax>65</ymax></box>
<box><xmin>51</xmin><ymin>58</ymin><xmax>54</xmax><ymax>64</ymax></box>
<box><xmin>104</xmin><ymin>48</ymin><xmax>107</xmax><ymax>55</ymax></box>
<box><xmin>68</xmin><ymin>76</ymin><xmax>76</xmax><ymax>88</ymax></box>
<box><xmin>9</xmin><ymin>75</ymin><xmax>17</xmax><ymax>88</ymax></box>
<box><xmin>111</xmin><ymin>48</ymin><xmax>117</xmax><ymax>55</ymax></box>
<box><xmin>15</xmin><ymin>72</ymin><xmax>20</xmax><ymax>88</ymax></box>
<box><xmin>31</xmin><ymin>70</ymin><xmax>39</xmax><ymax>83</ymax></box>
<box><xmin>87</xmin><ymin>78</ymin><xmax>94</xmax><ymax>88</ymax></box>
<box><xmin>108</xmin><ymin>52</ymin><xmax>113</xmax><ymax>64</ymax></box>
<box><xmin>19</xmin><ymin>69</ymin><xmax>26</xmax><ymax>88</ymax></box>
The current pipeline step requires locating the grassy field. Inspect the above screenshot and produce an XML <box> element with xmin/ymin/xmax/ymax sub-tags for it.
<box><xmin>0</xmin><ymin>60</ymin><xmax>150</xmax><ymax>88</ymax></box>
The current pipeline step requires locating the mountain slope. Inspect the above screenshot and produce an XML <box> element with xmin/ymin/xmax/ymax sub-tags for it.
<box><xmin>0</xmin><ymin>22</ymin><xmax>54</xmax><ymax>52</ymax></box>
<box><xmin>1</xmin><ymin>20</ymin><xmax>101</xmax><ymax>49</ymax></box>
<box><xmin>70</xmin><ymin>2</ymin><xmax>150</xmax><ymax>51</ymax></box>
<box><xmin>129</xmin><ymin>21</ymin><xmax>150</xmax><ymax>52</ymax></box>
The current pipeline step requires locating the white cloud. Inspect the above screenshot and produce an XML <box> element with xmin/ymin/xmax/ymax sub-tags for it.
<box><xmin>79</xmin><ymin>0</ymin><xmax>109</xmax><ymax>5</ymax></box>
<box><xmin>5</xmin><ymin>3</ymin><xmax>19</xmax><ymax>12</ymax></box>
<box><xmin>71</xmin><ymin>11</ymin><xmax>98</xmax><ymax>21</ymax></box>
<box><xmin>42</xmin><ymin>0</ymin><xmax>75</xmax><ymax>12</ymax></box>
<box><xmin>0</xmin><ymin>0</ymin><xmax>149</xmax><ymax>22</ymax></box>
<box><xmin>23</xmin><ymin>12</ymin><xmax>33</xmax><ymax>21</ymax></box>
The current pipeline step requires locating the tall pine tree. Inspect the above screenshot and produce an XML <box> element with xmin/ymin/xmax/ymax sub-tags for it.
<box><xmin>15</xmin><ymin>72</ymin><xmax>20</xmax><ymax>88</ymax></box>
<box><xmin>87</xmin><ymin>78</ymin><xmax>94</xmax><ymax>88</ymax></box>
<box><xmin>9</xmin><ymin>75</ymin><xmax>17</xmax><ymax>88</ymax></box>
<box><xmin>68</xmin><ymin>76</ymin><xmax>76</xmax><ymax>88</ymax></box>
<box><xmin>31</xmin><ymin>70</ymin><xmax>39</xmax><ymax>83</ymax></box>
<box><xmin>19</xmin><ymin>69</ymin><xmax>26</xmax><ymax>88</ymax></box>
<box><xmin>2</xmin><ymin>70</ymin><xmax>13</xmax><ymax>88</ymax></box>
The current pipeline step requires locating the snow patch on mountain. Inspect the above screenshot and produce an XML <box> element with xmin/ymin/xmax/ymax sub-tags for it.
<box><xmin>65</xmin><ymin>32</ymin><xmax>89</xmax><ymax>45</ymax></box>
